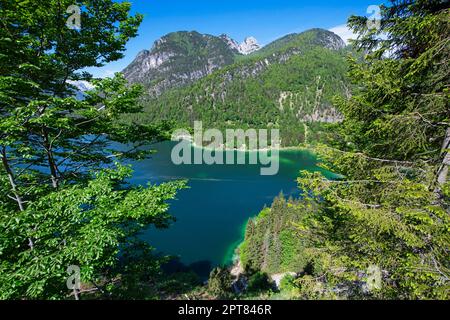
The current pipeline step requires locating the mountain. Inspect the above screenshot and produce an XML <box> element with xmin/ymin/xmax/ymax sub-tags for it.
<box><xmin>124</xmin><ymin>28</ymin><xmax>350</xmax><ymax>146</ymax></box>
<box><xmin>219</xmin><ymin>34</ymin><xmax>261</xmax><ymax>55</ymax></box>
<box><xmin>238</xmin><ymin>37</ymin><xmax>261</xmax><ymax>55</ymax></box>
<box><xmin>122</xmin><ymin>31</ymin><xmax>238</xmax><ymax>96</ymax></box>
<box><xmin>122</xmin><ymin>31</ymin><xmax>260</xmax><ymax>96</ymax></box>
<box><xmin>219</xmin><ymin>34</ymin><xmax>241</xmax><ymax>53</ymax></box>
<box><xmin>67</xmin><ymin>80</ymin><xmax>95</xmax><ymax>100</ymax></box>
<box><xmin>255</xmin><ymin>28</ymin><xmax>345</xmax><ymax>56</ymax></box>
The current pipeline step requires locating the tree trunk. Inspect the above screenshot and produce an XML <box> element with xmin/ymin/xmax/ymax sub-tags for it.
<box><xmin>1</xmin><ymin>147</ymin><xmax>25</xmax><ymax>211</ymax></box>
<box><xmin>42</xmin><ymin>130</ymin><xmax>59</xmax><ymax>189</ymax></box>
<box><xmin>1</xmin><ymin>146</ymin><xmax>34</xmax><ymax>249</ymax></box>
<box><xmin>435</xmin><ymin>127</ymin><xmax>450</xmax><ymax>195</ymax></box>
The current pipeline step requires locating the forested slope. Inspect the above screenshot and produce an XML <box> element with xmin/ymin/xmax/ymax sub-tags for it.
<box><xmin>235</xmin><ymin>1</ymin><xmax>450</xmax><ymax>300</ymax></box>
<box><xmin>125</xmin><ymin>29</ymin><xmax>351</xmax><ymax>146</ymax></box>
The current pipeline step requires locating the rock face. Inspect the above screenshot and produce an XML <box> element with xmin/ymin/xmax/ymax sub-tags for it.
<box><xmin>219</xmin><ymin>34</ymin><xmax>241</xmax><ymax>53</ymax></box>
<box><xmin>122</xmin><ymin>31</ymin><xmax>262</xmax><ymax>96</ymax></box>
<box><xmin>122</xmin><ymin>31</ymin><xmax>238</xmax><ymax>96</ymax></box>
<box><xmin>320</xmin><ymin>31</ymin><xmax>346</xmax><ymax>51</ymax></box>
<box><xmin>219</xmin><ymin>34</ymin><xmax>261</xmax><ymax>55</ymax></box>
<box><xmin>238</xmin><ymin>37</ymin><xmax>261</xmax><ymax>55</ymax></box>
<box><xmin>127</xmin><ymin>28</ymin><xmax>349</xmax><ymax>132</ymax></box>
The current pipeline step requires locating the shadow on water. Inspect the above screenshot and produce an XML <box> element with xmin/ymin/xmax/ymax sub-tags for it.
<box><xmin>161</xmin><ymin>257</ymin><xmax>213</xmax><ymax>280</ymax></box>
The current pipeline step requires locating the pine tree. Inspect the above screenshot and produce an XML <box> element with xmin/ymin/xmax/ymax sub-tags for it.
<box><xmin>296</xmin><ymin>0</ymin><xmax>449</xmax><ymax>299</ymax></box>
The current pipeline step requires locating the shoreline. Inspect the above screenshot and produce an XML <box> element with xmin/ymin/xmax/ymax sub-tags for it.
<box><xmin>222</xmin><ymin>218</ymin><xmax>250</xmax><ymax>267</ymax></box>
<box><xmin>171</xmin><ymin>137</ymin><xmax>307</xmax><ymax>152</ymax></box>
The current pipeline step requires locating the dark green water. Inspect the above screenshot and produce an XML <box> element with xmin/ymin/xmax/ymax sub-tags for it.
<box><xmin>129</xmin><ymin>141</ymin><xmax>329</xmax><ymax>270</ymax></box>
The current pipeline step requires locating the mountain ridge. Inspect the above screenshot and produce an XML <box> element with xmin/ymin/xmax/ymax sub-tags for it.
<box><xmin>124</xmin><ymin>28</ymin><xmax>351</xmax><ymax>147</ymax></box>
<box><xmin>122</xmin><ymin>31</ymin><xmax>238</xmax><ymax>96</ymax></box>
<box><xmin>122</xmin><ymin>28</ymin><xmax>345</xmax><ymax>97</ymax></box>
<box><xmin>219</xmin><ymin>34</ymin><xmax>261</xmax><ymax>55</ymax></box>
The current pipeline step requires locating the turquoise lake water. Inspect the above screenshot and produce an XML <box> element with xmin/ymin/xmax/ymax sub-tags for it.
<box><xmin>128</xmin><ymin>141</ymin><xmax>329</xmax><ymax>273</ymax></box>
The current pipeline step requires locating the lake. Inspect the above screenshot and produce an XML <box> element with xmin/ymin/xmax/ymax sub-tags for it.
<box><xmin>128</xmin><ymin>141</ymin><xmax>329</xmax><ymax>273</ymax></box>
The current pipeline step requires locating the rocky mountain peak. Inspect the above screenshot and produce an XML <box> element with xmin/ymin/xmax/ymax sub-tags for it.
<box><xmin>219</xmin><ymin>34</ymin><xmax>261</xmax><ymax>55</ymax></box>
<box><xmin>122</xmin><ymin>29</ymin><xmax>345</xmax><ymax>97</ymax></box>
<box><xmin>310</xmin><ymin>28</ymin><xmax>346</xmax><ymax>51</ymax></box>
<box><xmin>219</xmin><ymin>34</ymin><xmax>240</xmax><ymax>52</ymax></box>
<box><xmin>239</xmin><ymin>37</ymin><xmax>261</xmax><ymax>55</ymax></box>
<box><xmin>122</xmin><ymin>31</ymin><xmax>237</xmax><ymax>96</ymax></box>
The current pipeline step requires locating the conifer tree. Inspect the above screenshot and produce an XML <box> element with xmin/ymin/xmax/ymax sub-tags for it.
<box><xmin>296</xmin><ymin>0</ymin><xmax>449</xmax><ymax>299</ymax></box>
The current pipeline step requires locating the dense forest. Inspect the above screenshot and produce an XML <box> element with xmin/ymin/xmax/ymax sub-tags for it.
<box><xmin>236</xmin><ymin>0</ymin><xmax>450</xmax><ymax>300</ymax></box>
<box><xmin>0</xmin><ymin>0</ymin><xmax>449</xmax><ymax>300</ymax></box>
<box><xmin>240</xmin><ymin>194</ymin><xmax>310</xmax><ymax>275</ymax></box>
<box><xmin>124</xmin><ymin>29</ymin><xmax>351</xmax><ymax>147</ymax></box>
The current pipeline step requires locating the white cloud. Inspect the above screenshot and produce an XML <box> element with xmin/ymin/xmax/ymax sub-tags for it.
<box><xmin>329</xmin><ymin>24</ymin><xmax>357</xmax><ymax>45</ymax></box>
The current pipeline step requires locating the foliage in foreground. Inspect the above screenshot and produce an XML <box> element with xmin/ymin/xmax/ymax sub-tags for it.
<box><xmin>240</xmin><ymin>0</ymin><xmax>450</xmax><ymax>300</ymax></box>
<box><xmin>0</xmin><ymin>0</ymin><xmax>185</xmax><ymax>299</ymax></box>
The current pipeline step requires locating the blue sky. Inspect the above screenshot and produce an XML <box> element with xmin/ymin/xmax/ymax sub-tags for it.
<box><xmin>87</xmin><ymin>0</ymin><xmax>381</xmax><ymax>78</ymax></box>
